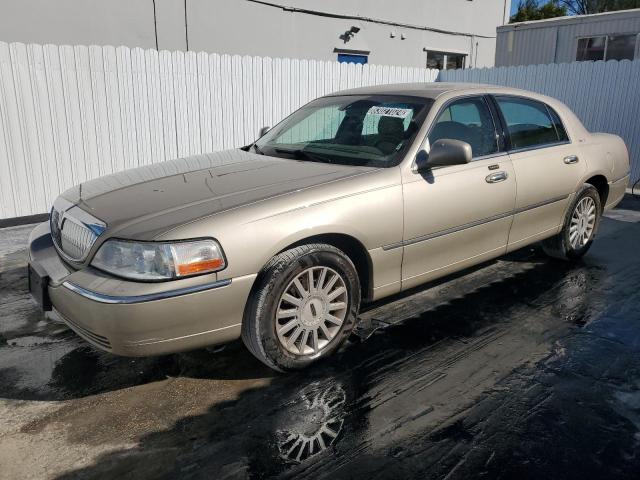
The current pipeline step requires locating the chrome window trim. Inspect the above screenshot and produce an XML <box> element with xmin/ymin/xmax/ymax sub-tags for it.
<box><xmin>383</xmin><ymin>194</ymin><xmax>570</xmax><ymax>251</ymax></box>
<box><xmin>506</xmin><ymin>140</ymin><xmax>572</xmax><ymax>155</ymax></box>
<box><xmin>62</xmin><ymin>278</ymin><xmax>232</xmax><ymax>304</ymax></box>
<box><xmin>467</xmin><ymin>151</ymin><xmax>510</xmax><ymax>163</ymax></box>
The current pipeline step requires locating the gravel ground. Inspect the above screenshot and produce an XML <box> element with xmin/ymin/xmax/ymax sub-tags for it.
<box><xmin>1</xmin><ymin>196</ymin><xmax>640</xmax><ymax>480</ymax></box>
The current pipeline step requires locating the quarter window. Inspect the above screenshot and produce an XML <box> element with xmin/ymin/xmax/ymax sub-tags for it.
<box><xmin>495</xmin><ymin>97</ymin><xmax>567</xmax><ymax>150</ymax></box>
<box><xmin>428</xmin><ymin>97</ymin><xmax>499</xmax><ymax>158</ymax></box>
<box><xmin>547</xmin><ymin>107</ymin><xmax>569</xmax><ymax>142</ymax></box>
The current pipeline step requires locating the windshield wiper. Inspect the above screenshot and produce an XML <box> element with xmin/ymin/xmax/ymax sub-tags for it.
<box><xmin>274</xmin><ymin>148</ymin><xmax>334</xmax><ymax>164</ymax></box>
<box><xmin>252</xmin><ymin>143</ymin><xmax>265</xmax><ymax>155</ymax></box>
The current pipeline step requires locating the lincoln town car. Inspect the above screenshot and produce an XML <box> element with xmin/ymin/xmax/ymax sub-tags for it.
<box><xmin>28</xmin><ymin>83</ymin><xmax>630</xmax><ymax>371</ymax></box>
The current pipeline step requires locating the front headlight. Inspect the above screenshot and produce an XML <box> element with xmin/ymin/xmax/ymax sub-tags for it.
<box><xmin>91</xmin><ymin>239</ymin><xmax>226</xmax><ymax>281</ymax></box>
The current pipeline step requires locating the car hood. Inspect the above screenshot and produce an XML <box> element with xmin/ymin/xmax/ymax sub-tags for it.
<box><xmin>61</xmin><ymin>149</ymin><xmax>377</xmax><ymax>237</ymax></box>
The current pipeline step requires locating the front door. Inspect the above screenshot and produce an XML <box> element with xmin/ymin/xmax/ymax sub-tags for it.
<box><xmin>400</xmin><ymin>95</ymin><xmax>517</xmax><ymax>290</ymax></box>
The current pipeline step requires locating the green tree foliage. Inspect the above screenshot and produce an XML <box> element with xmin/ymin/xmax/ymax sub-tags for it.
<box><xmin>511</xmin><ymin>0</ymin><xmax>640</xmax><ymax>22</ymax></box>
<box><xmin>556</xmin><ymin>0</ymin><xmax>639</xmax><ymax>15</ymax></box>
<box><xmin>510</xmin><ymin>0</ymin><xmax>568</xmax><ymax>22</ymax></box>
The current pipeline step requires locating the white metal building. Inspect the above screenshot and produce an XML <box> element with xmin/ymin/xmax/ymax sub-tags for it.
<box><xmin>0</xmin><ymin>0</ymin><xmax>511</xmax><ymax>69</ymax></box>
<box><xmin>496</xmin><ymin>8</ymin><xmax>640</xmax><ymax>67</ymax></box>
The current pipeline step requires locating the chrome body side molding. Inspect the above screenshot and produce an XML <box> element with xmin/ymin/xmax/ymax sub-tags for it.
<box><xmin>62</xmin><ymin>278</ymin><xmax>232</xmax><ymax>304</ymax></box>
<box><xmin>383</xmin><ymin>194</ymin><xmax>570</xmax><ymax>251</ymax></box>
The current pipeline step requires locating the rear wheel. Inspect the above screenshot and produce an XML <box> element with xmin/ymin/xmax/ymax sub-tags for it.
<box><xmin>542</xmin><ymin>184</ymin><xmax>601</xmax><ymax>260</ymax></box>
<box><xmin>242</xmin><ymin>244</ymin><xmax>360</xmax><ymax>372</ymax></box>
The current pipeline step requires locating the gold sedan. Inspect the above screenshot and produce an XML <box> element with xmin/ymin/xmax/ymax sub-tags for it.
<box><xmin>28</xmin><ymin>83</ymin><xmax>630</xmax><ymax>371</ymax></box>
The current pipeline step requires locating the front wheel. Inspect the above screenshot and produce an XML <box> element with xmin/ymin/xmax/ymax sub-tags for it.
<box><xmin>542</xmin><ymin>184</ymin><xmax>602</xmax><ymax>260</ymax></box>
<box><xmin>242</xmin><ymin>243</ymin><xmax>360</xmax><ymax>372</ymax></box>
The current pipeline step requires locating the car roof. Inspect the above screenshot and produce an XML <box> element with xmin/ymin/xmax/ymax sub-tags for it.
<box><xmin>325</xmin><ymin>82</ymin><xmax>492</xmax><ymax>99</ymax></box>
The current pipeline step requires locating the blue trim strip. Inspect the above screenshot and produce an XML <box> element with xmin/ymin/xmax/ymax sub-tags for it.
<box><xmin>62</xmin><ymin>278</ymin><xmax>232</xmax><ymax>304</ymax></box>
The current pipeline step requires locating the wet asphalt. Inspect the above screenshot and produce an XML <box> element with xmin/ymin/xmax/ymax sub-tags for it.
<box><xmin>1</xmin><ymin>196</ymin><xmax>640</xmax><ymax>480</ymax></box>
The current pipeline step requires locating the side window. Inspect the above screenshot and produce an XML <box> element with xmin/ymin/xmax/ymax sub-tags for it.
<box><xmin>495</xmin><ymin>97</ymin><xmax>566</xmax><ymax>150</ymax></box>
<box><xmin>547</xmin><ymin>106</ymin><xmax>569</xmax><ymax>142</ymax></box>
<box><xmin>428</xmin><ymin>97</ymin><xmax>498</xmax><ymax>158</ymax></box>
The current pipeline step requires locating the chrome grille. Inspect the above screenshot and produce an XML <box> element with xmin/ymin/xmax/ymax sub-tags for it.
<box><xmin>50</xmin><ymin>208</ymin><xmax>61</xmax><ymax>243</ymax></box>
<box><xmin>50</xmin><ymin>199</ymin><xmax>106</xmax><ymax>262</ymax></box>
<box><xmin>60</xmin><ymin>218</ymin><xmax>98</xmax><ymax>260</ymax></box>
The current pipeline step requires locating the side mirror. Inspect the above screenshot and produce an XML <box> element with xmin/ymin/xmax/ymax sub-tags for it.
<box><xmin>259</xmin><ymin>126</ymin><xmax>270</xmax><ymax>137</ymax></box>
<box><xmin>415</xmin><ymin>139</ymin><xmax>472</xmax><ymax>171</ymax></box>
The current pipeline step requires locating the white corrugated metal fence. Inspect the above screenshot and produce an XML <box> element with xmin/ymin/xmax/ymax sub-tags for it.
<box><xmin>0</xmin><ymin>42</ymin><xmax>438</xmax><ymax>219</ymax></box>
<box><xmin>440</xmin><ymin>60</ymin><xmax>640</xmax><ymax>187</ymax></box>
<box><xmin>2</xmin><ymin>41</ymin><xmax>639</xmax><ymax>220</ymax></box>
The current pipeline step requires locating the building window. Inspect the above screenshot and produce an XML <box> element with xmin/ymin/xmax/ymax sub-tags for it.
<box><xmin>607</xmin><ymin>34</ymin><xmax>637</xmax><ymax>60</ymax></box>
<box><xmin>426</xmin><ymin>51</ymin><xmax>466</xmax><ymax>70</ymax></box>
<box><xmin>576</xmin><ymin>36</ymin><xmax>606</xmax><ymax>61</ymax></box>
<box><xmin>337</xmin><ymin>53</ymin><xmax>368</xmax><ymax>64</ymax></box>
<box><xmin>576</xmin><ymin>34</ymin><xmax>638</xmax><ymax>62</ymax></box>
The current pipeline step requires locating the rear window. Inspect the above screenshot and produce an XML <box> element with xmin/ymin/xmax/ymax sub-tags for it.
<box><xmin>495</xmin><ymin>96</ymin><xmax>568</xmax><ymax>150</ymax></box>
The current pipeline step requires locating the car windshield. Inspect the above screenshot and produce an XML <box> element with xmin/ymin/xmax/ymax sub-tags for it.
<box><xmin>254</xmin><ymin>95</ymin><xmax>434</xmax><ymax>167</ymax></box>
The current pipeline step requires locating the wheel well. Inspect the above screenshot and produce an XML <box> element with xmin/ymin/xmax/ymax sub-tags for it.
<box><xmin>281</xmin><ymin>234</ymin><xmax>374</xmax><ymax>301</ymax></box>
<box><xmin>585</xmin><ymin>175</ymin><xmax>609</xmax><ymax>206</ymax></box>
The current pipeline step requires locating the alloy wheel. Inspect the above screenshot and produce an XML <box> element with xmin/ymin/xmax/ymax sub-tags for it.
<box><xmin>275</xmin><ymin>266</ymin><xmax>348</xmax><ymax>356</ymax></box>
<box><xmin>569</xmin><ymin>196</ymin><xmax>596</xmax><ymax>249</ymax></box>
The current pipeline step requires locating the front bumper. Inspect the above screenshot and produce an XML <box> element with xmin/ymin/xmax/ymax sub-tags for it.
<box><xmin>28</xmin><ymin>222</ymin><xmax>256</xmax><ymax>356</ymax></box>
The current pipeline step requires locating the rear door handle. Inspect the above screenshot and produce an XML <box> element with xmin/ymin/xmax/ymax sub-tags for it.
<box><xmin>486</xmin><ymin>171</ymin><xmax>508</xmax><ymax>183</ymax></box>
<box><xmin>564</xmin><ymin>155</ymin><xmax>579</xmax><ymax>164</ymax></box>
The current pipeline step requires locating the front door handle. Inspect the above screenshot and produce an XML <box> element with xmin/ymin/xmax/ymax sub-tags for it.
<box><xmin>486</xmin><ymin>171</ymin><xmax>508</xmax><ymax>183</ymax></box>
<box><xmin>564</xmin><ymin>155</ymin><xmax>579</xmax><ymax>164</ymax></box>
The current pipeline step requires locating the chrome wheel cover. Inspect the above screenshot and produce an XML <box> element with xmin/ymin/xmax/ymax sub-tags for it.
<box><xmin>569</xmin><ymin>196</ymin><xmax>596</xmax><ymax>249</ymax></box>
<box><xmin>276</xmin><ymin>266</ymin><xmax>348</xmax><ymax>356</ymax></box>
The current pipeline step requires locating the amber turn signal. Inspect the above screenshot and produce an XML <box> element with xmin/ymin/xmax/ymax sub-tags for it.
<box><xmin>176</xmin><ymin>258</ymin><xmax>225</xmax><ymax>276</ymax></box>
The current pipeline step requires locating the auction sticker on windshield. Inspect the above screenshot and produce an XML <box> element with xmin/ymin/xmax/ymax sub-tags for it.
<box><xmin>368</xmin><ymin>106</ymin><xmax>412</xmax><ymax>118</ymax></box>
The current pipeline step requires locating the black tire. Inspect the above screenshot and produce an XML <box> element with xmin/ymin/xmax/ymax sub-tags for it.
<box><xmin>542</xmin><ymin>184</ymin><xmax>602</xmax><ymax>260</ymax></box>
<box><xmin>241</xmin><ymin>243</ymin><xmax>360</xmax><ymax>372</ymax></box>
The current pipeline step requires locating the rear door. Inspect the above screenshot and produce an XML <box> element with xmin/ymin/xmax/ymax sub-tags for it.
<box><xmin>400</xmin><ymin>95</ymin><xmax>516</xmax><ymax>290</ymax></box>
<box><xmin>491</xmin><ymin>95</ymin><xmax>587</xmax><ymax>251</ymax></box>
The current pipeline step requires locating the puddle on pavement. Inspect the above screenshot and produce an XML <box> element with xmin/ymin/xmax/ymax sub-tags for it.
<box><xmin>276</xmin><ymin>383</ymin><xmax>346</xmax><ymax>463</ymax></box>
<box><xmin>3</xmin><ymin>215</ymin><xmax>640</xmax><ymax>479</ymax></box>
<box><xmin>1</xmin><ymin>248</ymin><xmax>606</xmax><ymax>403</ymax></box>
